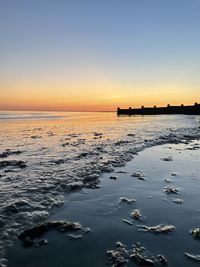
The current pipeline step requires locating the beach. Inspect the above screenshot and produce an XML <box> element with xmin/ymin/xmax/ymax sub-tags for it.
<box><xmin>0</xmin><ymin>112</ymin><xmax>200</xmax><ymax>266</ymax></box>
<box><xmin>1</xmin><ymin>0</ymin><xmax>200</xmax><ymax>266</ymax></box>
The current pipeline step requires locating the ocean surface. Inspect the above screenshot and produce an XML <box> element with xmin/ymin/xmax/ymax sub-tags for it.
<box><xmin>0</xmin><ymin>111</ymin><xmax>200</xmax><ymax>266</ymax></box>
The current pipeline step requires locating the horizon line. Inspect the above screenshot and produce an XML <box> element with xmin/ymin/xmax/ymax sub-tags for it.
<box><xmin>0</xmin><ymin>109</ymin><xmax>116</xmax><ymax>113</ymax></box>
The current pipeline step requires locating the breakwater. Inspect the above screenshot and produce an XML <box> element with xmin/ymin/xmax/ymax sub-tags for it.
<box><xmin>117</xmin><ymin>103</ymin><xmax>200</xmax><ymax>115</ymax></box>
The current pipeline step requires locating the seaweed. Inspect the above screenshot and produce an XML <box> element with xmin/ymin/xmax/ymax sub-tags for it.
<box><xmin>137</xmin><ymin>224</ymin><xmax>175</xmax><ymax>233</ymax></box>
<box><xmin>109</xmin><ymin>176</ymin><xmax>118</xmax><ymax>180</ymax></box>
<box><xmin>130</xmin><ymin>244</ymin><xmax>154</xmax><ymax>265</ymax></box>
<box><xmin>0</xmin><ymin>150</ymin><xmax>23</xmax><ymax>158</ymax></box>
<box><xmin>107</xmin><ymin>242</ymin><xmax>129</xmax><ymax>267</ymax></box>
<box><xmin>0</xmin><ymin>160</ymin><xmax>26</xmax><ymax>169</ymax></box>
<box><xmin>119</xmin><ymin>197</ymin><xmax>136</xmax><ymax>204</ymax></box>
<box><xmin>185</xmin><ymin>252</ymin><xmax>200</xmax><ymax>261</ymax></box>
<box><xmin>163</xmin><ymin>186</ymin><xmax>179</xmax><ymax>194</ymax></box>
<box><xmin>107</xmin><ymin>242</ymin><xmax>168</xmax><ymax>266</ymax></box>
<box><xmin>172</xmin><ymin>198</ymin><xmax>184</xmax><ymax>204</ymax></box>
<box><xmin>18</xmin><ymin>221</ymin><xmax>83</xmax><ymax>247</ymax></box>
<box><xmin>131</xmin><ymin>209</ymin><xmax>143</xmax><ymax>220</ymax></box>
<box><xmin>163</xmin><ymin>178</ymin><xmax>172</xmax><ymax>183</ymax></box>
<box><xmin>161</xmin><ymin>156</ymin><xmax>173</xmax><ymax>162</ymax></box>
<box><xmin>123</xmin><ymin>219</ymin><xmax>133</xmax><ymax>225</ymax></box>
<box><xmin>190</xmin><ymin>228</ymin><xmax>200</xmax><ymax>239</ymax></box>
<box><xmin>131</xmin><ymin>170</ymin><xmax>146</xmax><ymax>180</ymax></box>
<box><xmin>130</xmin><ymin>243</ymin><xmax>167</xmax><ymax>265</ymax></box>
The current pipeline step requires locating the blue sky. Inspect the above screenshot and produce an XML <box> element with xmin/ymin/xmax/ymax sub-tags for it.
<box><xmin>0</xmin><ymin>0</ymin><xmax>200</xmax><ymax>110</ymax></box>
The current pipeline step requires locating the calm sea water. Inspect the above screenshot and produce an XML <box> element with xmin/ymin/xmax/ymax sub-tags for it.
<box><xmin>0</xmin><ymin>111</ymin><xmax>200</xmax><ymax>266</ymax></box>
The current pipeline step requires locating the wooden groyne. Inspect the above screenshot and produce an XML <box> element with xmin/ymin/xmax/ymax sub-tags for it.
<box><xmin>117</xmin><ymin>103</ymin><xmax>200</xmax><ymax>116</ymax></box>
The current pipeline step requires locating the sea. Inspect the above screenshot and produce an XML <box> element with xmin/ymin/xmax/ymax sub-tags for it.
<box><xmin>0</xmin><ymin>111</ymin><xmax>200</xmax><ymax>267</ymax></box>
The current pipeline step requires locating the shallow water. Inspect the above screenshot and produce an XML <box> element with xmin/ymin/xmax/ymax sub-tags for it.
<box><xmin>0</xmin><ymin>111</ymin><xmax>200</xmax><ymax>266</ymax></box>
<box><xmin>7</xmin><ymin>142</ymin><xmax>200</xmax><ymax>267</ymax></box>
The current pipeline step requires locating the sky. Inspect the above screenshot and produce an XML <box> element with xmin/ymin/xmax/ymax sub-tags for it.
<box><xmin>0</xmin><ymin>0</ymin><xmax>200</xmax><ymax>111</ymax></box>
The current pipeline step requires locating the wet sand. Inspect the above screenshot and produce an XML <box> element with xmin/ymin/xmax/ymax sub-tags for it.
<box><xmin>7</xmin><ymin>141</ymin><xmax>200</xmax><ymax>267</ymax></box>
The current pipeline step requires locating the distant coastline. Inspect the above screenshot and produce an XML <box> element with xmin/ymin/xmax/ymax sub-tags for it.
<box><xmin>117</xmin><ymin>103</ymin><xmax>200</xmax><ymax>115</ymax></box>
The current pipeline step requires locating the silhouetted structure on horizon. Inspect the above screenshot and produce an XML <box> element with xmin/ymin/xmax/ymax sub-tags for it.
<box><xmin>117</xmin><ymin>103</ymin><xmax>200</xmax><ymax>116</ymax></box>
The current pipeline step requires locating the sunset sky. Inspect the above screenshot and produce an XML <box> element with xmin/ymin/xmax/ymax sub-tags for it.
<box><xmin>0</xmin><ymin>0</ymin><xmax>200</xmax><ymax>111</ymax></box>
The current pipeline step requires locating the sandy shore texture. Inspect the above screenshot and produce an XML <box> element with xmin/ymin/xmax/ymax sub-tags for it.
<box><xmin>7</xmin><ymin>141</ymin><xmax>200</xmax><ymax>267</ymax></box>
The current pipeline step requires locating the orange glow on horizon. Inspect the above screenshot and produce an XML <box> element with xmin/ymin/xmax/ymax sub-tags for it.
<box><xmin>1</xmin><ymin>79</ymin><xmax>199</xmax><ymax>112</ymax></box>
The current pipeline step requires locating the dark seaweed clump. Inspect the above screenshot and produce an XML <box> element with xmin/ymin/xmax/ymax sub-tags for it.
<box><xmin>0</xmin><ymin>160</ymin><xmax>26</xmax><ymax>169</ymax></box>
<box><xmin>0</xmin><ymin>150</ymin><xmax>23</xmax><ymax>158</ymax></box>
<box><xmin>18</xmin><ymin>221</ymin><xmax>83</xmax><ymax>247</ymax></box>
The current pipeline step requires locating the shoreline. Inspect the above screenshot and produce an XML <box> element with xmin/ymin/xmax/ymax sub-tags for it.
<box><xmin>7</xmin><ymin>140</ymin><xmax>200</xmax><ymax>267</ymax></box>
<box><xmin>0</xmin><ymin>113</ymin><xmax>199</xmax><ymax>267</ymax></box>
